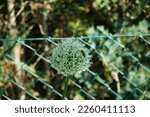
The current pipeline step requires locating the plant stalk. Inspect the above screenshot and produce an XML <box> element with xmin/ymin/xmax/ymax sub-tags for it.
<box><xmin>62</xmin><ymin>75</ymin><xmax>71</xmax><ymax>100</ymax></box>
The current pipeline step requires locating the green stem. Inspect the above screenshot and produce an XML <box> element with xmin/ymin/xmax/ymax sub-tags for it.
<box><xmin>62</xmin><ymin>75</ymin><xmax>71</xmax><ymax>100</ymax></box>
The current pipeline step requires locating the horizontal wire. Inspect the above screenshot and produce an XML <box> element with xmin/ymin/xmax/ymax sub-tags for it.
<box><xmin>0</xmin><ymin>34</ymin><xmax>150</xmax><ymax>41</ymax></box>
<box><xmin>1</xmin><ymin>34</ymin><xmax>149</xmax><ymax>99</ymax></box>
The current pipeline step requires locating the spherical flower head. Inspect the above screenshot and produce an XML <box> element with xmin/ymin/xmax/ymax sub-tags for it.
<box><xmin>50</xmin><ymin>39</ymin><xmax>92</xmax><ymax>76</ymax></box>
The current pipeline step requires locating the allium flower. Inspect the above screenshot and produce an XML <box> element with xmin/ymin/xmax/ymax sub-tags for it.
<box><xmin>50</xmin><ymin>39</ymin><xmax>92</xmax><ymax>76</ymax></box>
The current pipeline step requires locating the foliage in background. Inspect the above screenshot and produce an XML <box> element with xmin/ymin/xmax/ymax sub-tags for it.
<box><xmin>0</xmin><ymin>0</ymin><xmax>150</xmax><ymax>99</ymax></box>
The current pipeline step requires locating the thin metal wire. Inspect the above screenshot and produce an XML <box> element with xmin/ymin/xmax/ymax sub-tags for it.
<box><xmin>47</xmin><ymin>38</ymin><xmax>122</xmax><ymax>99</ymax></box>
<box><xmin>2</xmin><ymin>72</ymin><xmax>39</xmax><ymax>100</ymax></box>
<box><xmin>20</xmin><ymin>40</ymin><xmax>96</xmax><ymax>100</ymax></box>
<box><xmin>139</xmin><ymin>34</ymin><xmax>150</xmax><ymax>45</ymax></box>
<box><xmin>0</xmin><ymin>34</ymin><xmax>150</xmax><ymax>99</ymax></box>
<box><xmin>78</xmin><ymin>37</ymin><xmax>150</xmax><ymax>99</ymax></box>
<box><xmin>2</xmin><ymin>38</ymin><xmax>96</xmax><ymax>100</ymax></box>
<box><xmin>10</xmin><ymin>79</ymin><xmax>39</xmax><ymax>100</ymax></box>
<box><xmin>107</xmin><ymin>35</ymin><xmax>150</xmax><ymax>74</ymax></box>
<box><xmin>2</xmin><ymin>94</ymin><xmax>11</xmax><ymax>100</ymax></box>
<box><xmin>0</xmin><ymin>34</ymin><xmax>150</xmax><ymax>41</ymax></box>
<box><xmin>6</xmin><ymin>54</ymin><xmax>64</xmax><ymax>99</ymax></box>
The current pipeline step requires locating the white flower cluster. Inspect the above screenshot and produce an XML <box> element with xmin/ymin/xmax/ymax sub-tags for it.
<box><xmin>50</xmin><ymin>39</ymin><xmax>92</xmax><ymax>76</ymax></box>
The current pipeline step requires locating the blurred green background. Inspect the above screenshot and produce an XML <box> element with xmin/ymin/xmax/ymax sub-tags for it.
<box><xmin>0</xmin><ymin>0</ymin><xmax>150</xmax><ymax>100</ymax></box>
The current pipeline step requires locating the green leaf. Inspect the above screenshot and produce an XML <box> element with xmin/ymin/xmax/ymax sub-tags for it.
<box><xmin>138</xmin><ymin>20</ymin><xmax>149</xmax><ymax>33</ymax></box>
<box><xmin>86</xmin><ymin>26</ymin><xmax>99</xmax><ymax>35</ymax></box>
<box><xmin>97</xmin><ymin>26</ymin><xmax>109</xmax><ymax>34</ymax></box>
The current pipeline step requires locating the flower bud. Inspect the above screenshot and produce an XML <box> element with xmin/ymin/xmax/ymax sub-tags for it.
<box><xmin>50</xmin><ymin>39</ymin><xmax>92</xmax><ymax>76</ymax></box>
